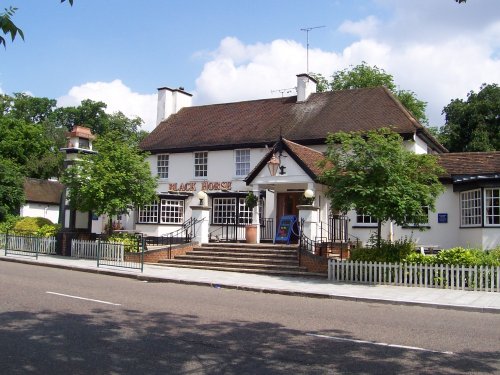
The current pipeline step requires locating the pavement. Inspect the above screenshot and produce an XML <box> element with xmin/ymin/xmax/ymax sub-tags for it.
<box><xmin>1</xmin><ymin>252</ymin><xmax>499</xmax><ymax>314</ymax></box>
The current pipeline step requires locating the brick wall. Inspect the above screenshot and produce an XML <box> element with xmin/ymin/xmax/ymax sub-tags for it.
<box><xmin>299</xmin><ymin>250</ymin><xmax>328</xmax><ymax>273</ymax></box>
<box><xmin>124</xmin><ymin>243</ymin><xmax>195</xmax><ymax>263</ymax></box>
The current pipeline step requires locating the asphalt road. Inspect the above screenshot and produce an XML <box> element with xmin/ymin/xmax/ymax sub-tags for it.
<box><xmin>0</xmin><ymin>261</ymin><xmax>499</xmax><ymax>374</ymax></box>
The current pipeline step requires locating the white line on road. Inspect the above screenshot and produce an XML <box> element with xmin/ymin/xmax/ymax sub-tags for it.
<box><xmin>46</xmin><ymin>291</ymin><xmax>122</xmax><ymax>306</ymax></box>
<box><xmin>306</xmin><ymin>333</ymin><xmax>454</xmax><ymax>355</ymax></box>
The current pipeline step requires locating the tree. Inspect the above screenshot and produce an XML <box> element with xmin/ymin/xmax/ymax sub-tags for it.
<box><xmin>61</xmin><ymin>133</ymin><xmax>157</xmax><ymax>232</ymax></box>
<box><xmin>319</xmin><ymin>128</ymin><xmax>445</xmax><ymax>247</ymax></box>
<box><xmin>0</xmin><ymin>1</ymin><xmax>73</xmax><ymax>48</ymax></box>
<box><xmin>439</xmin><ymin>83</ymin><xmax>499</xmax><ymax>152</ymax></box>
<box><xmin>0</xmin><ymin>158</ymin><xmax>25</xmax><ymax>221</ymax></box>
<box><xmin>312</xmin><ymin>62</ymin><xmax>429</xmax><ymax>124</ymax></box>
<box><xmin>0</xmin><ymin>117</ymin><xmax>55</xmax><ymax>177</ymax></box>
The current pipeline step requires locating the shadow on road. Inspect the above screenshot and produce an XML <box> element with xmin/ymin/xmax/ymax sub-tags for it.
<box><xmin>0</xmin><ymin>309</ymin><xmax>498</xmax><ymax>374</ymax></box>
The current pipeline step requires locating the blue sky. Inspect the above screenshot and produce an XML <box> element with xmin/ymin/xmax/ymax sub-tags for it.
<box><xmin>1</xmin><ymin>0</ymin><xmax>499</xmax><ymax>131</ymax></box>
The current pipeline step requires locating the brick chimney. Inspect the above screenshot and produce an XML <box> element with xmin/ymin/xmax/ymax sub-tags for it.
<box><xmin>156</xmin><ymin>86</ymin><xmax>193</xmax><ymax>125</ymax></box>
<box><xmin>296</xmin><ymin>73</ymin><xmax>317</xmax><ymax>102</ymax></box>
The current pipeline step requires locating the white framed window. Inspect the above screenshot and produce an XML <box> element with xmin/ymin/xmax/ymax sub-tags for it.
<box><xmin>138</xmin><ymin>202</ymin><xmax>158</xmax><ymax>223</ymax></box>
<box><xmin>485</xmin><ymin>188</ymin><xmax>500</xmax><ymax>226</ymax></box>
<box><xmin>212</xmin><ymin>196</ymin><xmax>252</xmax><ymax>225</ymax></box>
<box><xmin>356</xmin><ymin>211</ymin><xmax>378</xmax><ymax>225</ymax></box>
<box><xmin>460</xmin><ymin>189</ymin><xmax>482</xmax><ymax>227</ymax></box>
<box><xmin>238</xmin><ymin>197</ymin><xmax>252</xmax><ymax>225</ymax></box>
<box><xmin>404</xmin><ymin>206</ymin><xmax>430</xmax><ymax>227</ymax></box>
<box><xmin>213</xmin><ymin>197</ymin><xmax>237</xmax><ymax>224</ymax></box>
<box><xmin>157</xmin><ymin>154</ymin><xmax>169</xmax><ymax>179</ymax></box>
<box><xmin>235</xmin><ymin>149</ymin><xmax>250</xmax><ymax>177</ymax></box>
<box><xmin>160</xmin><ymin>199</ymin><xmax>184</xmax><ymax>224</ymax></box>
<box><xmin>194</xmin><ymin>151</ymin><xmax>208</xmax><ymax>178</ymax></box>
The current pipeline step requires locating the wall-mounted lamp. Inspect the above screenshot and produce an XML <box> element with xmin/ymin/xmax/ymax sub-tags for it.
<box><xmin>303</xmin><ymin>189</ymin><xmax>315</xmax><ymax>205</ymax></box>
<box><xmin>267</xmin><ymin>154</ymin><xmax>280</xmax><ymax>176</ymax></box>
<box><xmin>197</xmin><ymin>190</ymin><xmax>207</xmax><ymax>205</ymax></box>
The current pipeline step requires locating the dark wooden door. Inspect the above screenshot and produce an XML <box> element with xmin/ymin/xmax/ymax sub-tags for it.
<box><xmin>276</xmin><ymin>192</ymin><xmax>301</xmax><ymax>219</ymax></box>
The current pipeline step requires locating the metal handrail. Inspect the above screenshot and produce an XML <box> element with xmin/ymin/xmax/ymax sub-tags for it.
<box><xmin>162</xmin><ymin>217</ymin><xmax>203</xmax><ymax>258</ymax></box>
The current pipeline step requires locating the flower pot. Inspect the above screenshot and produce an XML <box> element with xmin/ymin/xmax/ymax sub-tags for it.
<box><xmin>245</xmin><ymin>224</ymin><xmax>257</xmax><ymax>244</ymax></box>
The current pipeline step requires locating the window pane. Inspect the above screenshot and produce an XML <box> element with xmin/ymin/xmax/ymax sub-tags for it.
<box><xmin>485</xmin><ymin>188</ymin><xmax>500</xmax><ymax>226</ymax></box>
<box><xmin>213</xmin><ymin>198</ymin><xmax>237</xmax><ymax>224</ymax></box>
<box><xmin>138</xmin><ymin>202</ymin><xmax>158</xmax><ymax>223</ymax></box>
<box><xmin>460</xmin><ymin>189</ymin><xmax>482</xmax><ymax>226</ymax></box>
<box><xmin>235</xmin><ymin>149</ymin><xmax>250</xmax><ymax>176</ymax></box>
<box><xmin>238</xmin><ymin>198</ymin><xmax>252</xmax><ymax>224</ymax></box>
<box><xmin>157</xmin><ymin>154</ymin><xmax>169</xmax><ymax>179</ymax></box>
<box><xmin>356</xmin><ymin>211</ymin><xmax>377</xmax><ymax>224</ymax></box>
<box><xmin>160</xmin><ymin>199</ymin><xmax>184</xmax><ymax>224</ymax></box>
<box><xmin>195</xmin><ymin>152</ymin><xmax>207</xmax><ymax>177</ymax></box>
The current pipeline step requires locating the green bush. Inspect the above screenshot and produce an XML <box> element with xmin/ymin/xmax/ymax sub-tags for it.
<box><xmin>403</xmin><ymin>246</ymin><xmax>500</xmax><ymax>267</ymax></box>
<box><xmin>36</xmin><ymin>223</ymin><xmax>61</xmax><ymax>238</ymax></box>
<box><xmin>107</xmin><ymin>233</ymin><xmax>139</xmax><ymax>252</ymax></box>
<box><xmin>350</xmin><ymin>236</ymin><xmax>415</xmax><ymax>263</ymax></box>
<box><xmin>12</xmin><ymin>217</ymin><xmax>55</xmax><ymax>236</ymax></box>
<box><xmin>0</xmin><ymin>215</ymin><xmax>21</xmax><ymax>233</ymax></box>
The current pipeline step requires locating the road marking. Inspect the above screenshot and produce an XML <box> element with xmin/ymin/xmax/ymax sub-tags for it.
<box><xmin>46</xmin><ymin>292</ymin><xmax>122</xmax><ymax>306</ymax></box>
<box><xmin>306</xmin><ymin>333</ymin><xmax>454</xmax><ymax>355</ymax></box>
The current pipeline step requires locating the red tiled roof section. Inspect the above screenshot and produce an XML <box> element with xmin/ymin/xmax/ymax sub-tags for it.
<box><xmin>438</xmin><ymin>152</ymin><xmax>500</xmax><ymax>177</ymax></box>
<box><xmin>24</xmin><ymin>178</ymin><xmax>64</xmax><ymax>205</ymax></box>
<box><xmin>283</xmin><ymin>139</ymin><xmax>330</xmax><ymax>176</ymax></box>
<box><xmin>67</xmin><ymin>125</ymin><xmax>96</xmax><ymax>140</ymax></box>
<box><xmin>141</xmin><ymin>87</ymin><xmax>426</xmax><ymax>152</ymax></box>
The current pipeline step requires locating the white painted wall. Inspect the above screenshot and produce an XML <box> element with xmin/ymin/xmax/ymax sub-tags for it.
<box><xmin>20</xmin><ymin>203</ymin><xmax>60</xmax><ymax>224</ymax></box>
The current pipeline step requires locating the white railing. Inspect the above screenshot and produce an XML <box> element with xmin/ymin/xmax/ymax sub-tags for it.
<box><xmin>329</xmin><ymin>259</ymin><xmax>500</xmax><ymax>293</ymax></box>
<box><xmin>0</xmin><ymin>233</ymin><xmax>56</xmax><ymax>255</ymax></box>
<box><xmin>71</xmin><ymin>239</ymin><xmax>124</xmax><ymax>261</ymax></box>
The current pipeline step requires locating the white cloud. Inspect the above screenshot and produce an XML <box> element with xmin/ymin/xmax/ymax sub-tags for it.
<box><xmin>193</xmin><ymin>1</ymin><xmax>500</xmax><ymax>127</ymax></box>
<box><xmin>338</xmin><ymin>16</ymin><xmax>380</xmax><ymax>38</ymax></box>
<box><xmin>194</xmin><ymin>37</ymin><xmax>340</xmax><ymax>104</ymax></box>
<box><xmin>57</xmin><ymin>80</ymin><xmax>157</xmax><ymax>132</ymax></box>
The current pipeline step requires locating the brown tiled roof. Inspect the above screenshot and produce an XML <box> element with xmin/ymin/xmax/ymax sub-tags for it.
<box><xmin>282</xmin><ymin>139</ymin><xmax>329</xmax><ymax>177</ymax></box>
<box><xmin>24</xmin><ymin>178</ymin><xmax>64</xmax><ymax>205</ymax></box>
<box><xmin>438</xmin><ymin>152</ymin><xmax>500</xmax><ymax>178</ymax></box>
<box><xmin>141</xmin><ymin>87</ymin><xmax>445</xmax><ymax>153</ymax></box>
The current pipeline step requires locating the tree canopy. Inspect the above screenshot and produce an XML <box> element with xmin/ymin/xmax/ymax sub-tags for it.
<box><xmin>320</xmin><ymin>128</ymin><xmax>445</xmax><ymax>246</ymax></box>
<box><xmin>312</xmin><ymin>62</ymin><xmax>429</xmax><ymax>125</ymax></box>
<box><xmin>439</xmin><ymin>83</ymin><xmax>499</xmax><ymax>152</ymax></box>
<box><xmin>0</xmin><ymin>158</ymin><xmax>25</xmax><ymax>221</ymax></box>
<box><xmin>0</xmin><ymin>91</ymin><xmax>148</xmax><ymax>222</ymax></box>
<box><xmin>61</xmin><ymin>133</ymin><xmax>157</xmax><ymax>231</ymax></box>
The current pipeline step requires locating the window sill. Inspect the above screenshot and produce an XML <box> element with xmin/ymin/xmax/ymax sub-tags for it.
<box><xmin>402</xmin><ymin>225</ymin><xmax>431</xmax><ymax>229</ymax></box>
<box><xmin>352</xmin><ymin>225</ymin><xmax>378</xmax><ymax>229</ymax></box>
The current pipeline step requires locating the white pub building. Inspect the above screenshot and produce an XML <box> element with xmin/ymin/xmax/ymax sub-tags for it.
<box><xmin>127</xmin><ymin>74</ymin><xmax>499</xmax><ymax>251</ymax></box>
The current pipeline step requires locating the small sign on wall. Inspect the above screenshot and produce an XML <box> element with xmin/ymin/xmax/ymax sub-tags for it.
<box><xmin>438</xmin><ymin>213</ymin><xmax>448</xmax><ymax>223</ymax></box>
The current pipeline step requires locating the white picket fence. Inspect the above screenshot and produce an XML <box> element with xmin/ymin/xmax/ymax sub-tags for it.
<box><xmin>0</xmin><ymin>233</ymin><xmax>56</xmax><ymax>255</ymax></box>
<box><xmin>71</xmin><ymin>239</ymin><xmax>124</xmax><ymax>261</ymax></box>
<box><xmin>329</xmin><ymin>259</ymin><xmax>500</xmax><ymax>292</ymax></box>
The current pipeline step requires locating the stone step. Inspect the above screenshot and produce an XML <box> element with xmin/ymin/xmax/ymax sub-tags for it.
<box><xmin>190</xmin><ymin>249</ymin><xmax>298</xmax><ymax>258</ymax></box>
<box><xmin>203</xmin><ymin>243</ymin><xmax>298</xmax><ymax>250</ymax></box>
<box><xmin>158</xmin><ymin>259</ymin><xmax>307</xmax><ymax>271</ymax></box>
<box><xmin>151</xmin><ymin>262</ymin><xmax>326</xmax><ymax>278</ymax></box>
<box><xmin>174</xmin><ymin>254</ymin><xmax>299</xmax><ymax>266</ymax></box>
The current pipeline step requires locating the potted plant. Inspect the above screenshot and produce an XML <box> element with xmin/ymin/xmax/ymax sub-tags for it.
<box><xmin>244</xmin><ymin>192</ymin><xmax>259</xmax><ymax>243</ymax></box>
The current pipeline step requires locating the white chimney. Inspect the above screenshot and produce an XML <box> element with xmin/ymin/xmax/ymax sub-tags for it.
<box><xmin>296</xmin><ymin>73</ymin><xmax>317</xmax><ymax>102</ymax></box>
<box><xmin>156</xmin><ymin>86</ymin><xmax>193</xmax><ymax>125</ymax></box>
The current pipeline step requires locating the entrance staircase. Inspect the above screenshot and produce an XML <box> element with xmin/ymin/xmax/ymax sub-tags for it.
<box><xmin>155</xmin><ymin>243</ymin><xmax>326</xmax><ymax>277</ymax></box>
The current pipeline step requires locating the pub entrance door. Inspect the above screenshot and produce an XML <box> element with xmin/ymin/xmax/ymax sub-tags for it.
<box><xmin>276</xmin><ymin>192</ymin><xmax>301</xmax><ymax>243</ymax></box>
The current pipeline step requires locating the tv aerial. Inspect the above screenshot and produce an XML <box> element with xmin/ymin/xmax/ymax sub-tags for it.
<box><xmin>300</xmin><ymin>25</ymin><xmax>325</xmax><ymax>73</ymax></box>
<box><xmin>271</xmin><ymin>87</ymin><xmax>296</xmax><ymax>97</ymax></box>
